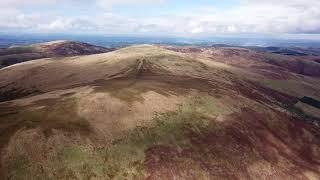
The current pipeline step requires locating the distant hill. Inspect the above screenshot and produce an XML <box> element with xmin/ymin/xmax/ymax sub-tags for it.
<box><xmin>165</xmin><ymin>45</ymin><xmax>320</xmax><ymax>78</ymax></box>
<box><xmin>250</xmin><ymin>46</ymin><xmax>320</xmax><ymax>56</ymax></box>
<box><xmin>0</xmin><ymin>40</ymin><xmax>114</xmax><ymax>68</ymax></box>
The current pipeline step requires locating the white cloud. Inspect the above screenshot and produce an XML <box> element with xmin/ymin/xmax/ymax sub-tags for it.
<box><xmin>0</xmin><ymin>0</ymin><xmax>319</xmax><ymax>36</ymax></box>
<box><xmin>169</xmin><ymin>0</ymin><xmax>320</xmax><ymax>35</ymax></box>
<box><xmin>191</xmin><ymin>27</ymin><xmax>203</xmax><ymax>34</ymax></box>
<box><xmin>0</xmin><ymin>0</ymin><xmax>59</xmax><ymax>8</ymax></box>
<box><xmin>96</xmin><ymin>0</ymin><xmax>165</xmax><ymax>9</ymax></box>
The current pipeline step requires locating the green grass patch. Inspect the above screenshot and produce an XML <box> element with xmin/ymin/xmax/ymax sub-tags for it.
<box><xmin>6</xmin><ymin>155</ymin><xmax>32</xmax><ymax>180</ymax></box>
<box><xmin>97</xmin><ymin>96</ymin><xmax>216</xmax><ymax>179</ymax></box>
<box><xmin>52</xmin><ymin>146</ymin><xmax>105</xmax><ymax>180</ymax></box>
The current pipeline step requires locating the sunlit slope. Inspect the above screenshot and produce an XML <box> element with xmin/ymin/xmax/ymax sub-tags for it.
<box><xmin>0</xmin><ymin>45</ymin><xmax>319</xmax><ymax>179</ymax></box>
<box><xmin>0</xmin><ymin>45</ymin><xmax>231</xmax><ymax>101</ymax></box>
<box><xmin>0</xmin><ymin>40</ymin><xmax>111</xmax><ymax>68</ymax></box>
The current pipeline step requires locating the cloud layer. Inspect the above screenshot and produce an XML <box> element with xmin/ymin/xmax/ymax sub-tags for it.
<box><xmin>0</xmin><ymin>0</ymin><xmax>319</xmax><ymax>36</ymax></box>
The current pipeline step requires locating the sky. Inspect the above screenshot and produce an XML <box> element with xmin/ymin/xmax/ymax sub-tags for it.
<box><xmin>1</xmin><ymin>0</ymin><xmax>320</xmax><ymax>39</ymax></box>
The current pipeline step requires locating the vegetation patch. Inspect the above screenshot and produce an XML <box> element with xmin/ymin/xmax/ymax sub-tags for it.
<box><xmin>23</xmin><ymin>98</ymin><xmax>93</xmax><ymax>137</ymax></box>
<box><xmin>0</xmin><ymin>46</ymin><xmax>35</xmax><ymax>56</ymax></box>
<box><xmin>0</xmin><ymin>97</ymin><xmax>92</xmax><ymax>155</ymax></box>
<box><xmin>52</xmin><ymin>146</ymin><xmax>105</xmax><ymax>179</ymax></box>
<box><xmin>93</xmin><ymin>96</ymin><xmax>219</xmax><ymax>179</ymax></box>
<box><xmin>6</xmin><ymin>155</ymin><xmax>32</xmax><ymax>180</ymax></box>
<box><xmin>3</xmin><ymin>95</ymin><xmax>220</xmax><ymax>179</ymax></box>
<box><xmin>300</xmin><ymin>96</ymin><xmax>320</xmax><ymax>109</ymax></box>
<box><xmin>5</xmin><ymin>145</ymin><xmax>106</xmax><ymax>180</ymax></box>
<box><xmin>93</xmin><ymin>78</ymin><xmax>188</xmax><ymax>104</ymax></box>
<box><xmin>288</xmin><ymin>103</ymin><xmax>320</xmax><ymax>126</ymax></box>
<box><xmin>3</xmin><ymin>94</ymin><xmax>319</xmax><ymax>179</ymax></box>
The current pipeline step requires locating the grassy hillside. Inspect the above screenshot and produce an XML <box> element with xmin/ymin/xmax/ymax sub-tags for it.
<box><xmin>0</xmin><ymin>45</ymin><xmax>319</xmax><ymax>179</ymax></box>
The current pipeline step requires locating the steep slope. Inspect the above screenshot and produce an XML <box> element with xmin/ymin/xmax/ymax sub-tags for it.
<box><xmin>0</xmin><ymin>45</ymin><xmax>319</xmax><ymax>179</ymax></box>
<box><xmin>0</xmin><ymin>40</ymin><xmax>113</xmax><ymax>68</ymax></box>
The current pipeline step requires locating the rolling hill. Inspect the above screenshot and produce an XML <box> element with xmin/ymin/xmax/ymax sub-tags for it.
<box><xmin>0</xmin><ymin>44</ymin><xmax>319</xmax><ymax>179</ymax></box>
<box><xmin>0</xmin><ymin>40</ymin><xmax>113</xmax><ymax>68</ymax></box>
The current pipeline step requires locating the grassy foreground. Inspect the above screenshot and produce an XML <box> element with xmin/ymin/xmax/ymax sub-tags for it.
<box><xmin>4</xmin><ymin>95</ymin><xmax>223</xmax><ymax>179</ymax></box>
